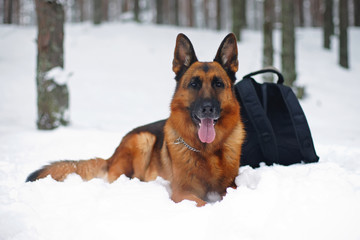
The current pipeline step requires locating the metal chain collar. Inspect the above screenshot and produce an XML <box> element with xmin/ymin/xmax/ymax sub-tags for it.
<box><xmin>174</xmin><ymin>137</ymin><xmax>200</xmax><ymax>153</ymax></box>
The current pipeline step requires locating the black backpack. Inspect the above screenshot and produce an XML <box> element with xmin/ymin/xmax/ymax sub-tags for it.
<box><xmin>235</xmin><ymin>69</ymin><xmax>319</xmax><ymax>168</ymax></box>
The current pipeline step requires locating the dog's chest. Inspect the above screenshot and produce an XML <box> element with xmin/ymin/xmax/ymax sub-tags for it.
<box><xmin>176</xmin><ymin>149</ymin><xmax>238</xmax><ymax>191</ymax></box>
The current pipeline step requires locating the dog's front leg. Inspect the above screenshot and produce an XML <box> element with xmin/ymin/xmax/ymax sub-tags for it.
<box><xmin>171</xmin><ymin>189</ymin><xmax>207</xmax><ymax>207</ymax></box>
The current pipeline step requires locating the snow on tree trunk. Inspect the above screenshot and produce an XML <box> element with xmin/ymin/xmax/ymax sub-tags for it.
<box><xmin>262</xmin><ymin>0</ymin><xmax>274</xmax><ymax>82</ymax></box>
<box><xmin>35</xmin><ymin>0</ymin><xmax>69</xmax><ymax>130</ymax></box>
<box><xmin>281</xmin><ymin>0</ymin><xmax>297</xmax><ymax>87</ymax></box>
<box><xmin>339</xmin><ymin>0</ymin><xmax>349</xmax><ymax>69</ymax></box>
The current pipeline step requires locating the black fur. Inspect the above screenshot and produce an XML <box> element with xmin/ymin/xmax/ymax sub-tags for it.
<box><xmin>26</xmin><ymin>169</ymin><xmax>43</xmax><ymax>182</ymax></box>
<box><xmin>129</xmin><ymin>119</ymin><xmax>166</xmax><ymax>149</ymax></box>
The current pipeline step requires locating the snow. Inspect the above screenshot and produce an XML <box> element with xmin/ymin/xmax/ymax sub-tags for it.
<box><xmin>1</xmin><ymin>22</ymin><xmax>360</xmax><ymax>240</ymax></box>
<box><xmin>44</xmin><ymin>66</ymin><xmax>73</xmax><ymax>85</ymax></box>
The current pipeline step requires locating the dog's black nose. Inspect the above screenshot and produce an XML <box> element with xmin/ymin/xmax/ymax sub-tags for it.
<box><xmin>201</xmin><ymin>101</ymin><xmax>215</xmax><ymax>114</ymax></box>
<box><xmin>197</xmin><ymin>99</ymin><xmax>220</xmax><ymax>119</ymax></box>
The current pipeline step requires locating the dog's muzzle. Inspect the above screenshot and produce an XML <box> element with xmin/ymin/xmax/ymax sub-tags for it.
<box><xmin>191</xmin><ymin>99</ymin><xmax>220</xmax><ymax>144</ymax></box>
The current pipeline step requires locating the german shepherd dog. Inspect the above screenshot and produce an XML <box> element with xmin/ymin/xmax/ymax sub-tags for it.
<box><xmin>27</xmin><ymin>33</ymin><xmax>245</xmax><ymax>207</ymax></box>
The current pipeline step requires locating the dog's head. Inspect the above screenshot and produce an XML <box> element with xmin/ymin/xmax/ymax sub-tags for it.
<box><xmin>170</xmin><ymin>33</ymin><xmax>240</xmax><ymax>144</ymax></box>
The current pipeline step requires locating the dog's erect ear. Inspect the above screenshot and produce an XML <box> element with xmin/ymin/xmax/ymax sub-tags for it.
<box><xmin>214</xmin><ymin>33</ymin><xmax>238</xmax><ymax>81</ymax></box>
<box><xmin>173</xmin><ymin>33</ymin><xmax>198</xmax><ymax>79</ymax></box>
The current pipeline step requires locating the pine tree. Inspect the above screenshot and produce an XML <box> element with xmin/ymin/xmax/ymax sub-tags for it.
<box><xmin>35</xmin><ymin>0</ymin><xmax>69</xmax><ymax>130</ymax></box>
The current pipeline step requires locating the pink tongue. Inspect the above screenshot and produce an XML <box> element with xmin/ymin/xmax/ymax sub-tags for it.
<box><xmin>198</xmin><ymin>118</ymin><xmax>216</xmax><ymax>143</ymax></box>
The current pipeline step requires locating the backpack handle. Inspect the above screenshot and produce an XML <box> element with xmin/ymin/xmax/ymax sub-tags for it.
<box><xmin>242</xmin><ymin>68</ymin><xmax>284</xmax><ymax>84</ymax></box>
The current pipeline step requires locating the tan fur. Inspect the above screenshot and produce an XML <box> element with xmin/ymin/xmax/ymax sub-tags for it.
<box><xmin>34</xmin><ymin>158</ymin><xmax>107</xmax><ymax>181</ymax></box>
<box><xmin>27</xmin><ymin>33</ymin><xmax>245</xmax><ymax>207</ymax></box>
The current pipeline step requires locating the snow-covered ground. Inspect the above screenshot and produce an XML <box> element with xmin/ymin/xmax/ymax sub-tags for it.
<box><xmin>1</xmin><ymin>22</ymin><xmax>360</xmax><ymax>240</ymax></box>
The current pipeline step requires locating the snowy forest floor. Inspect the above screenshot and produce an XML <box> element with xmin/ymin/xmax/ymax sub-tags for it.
<box><xmin>1</xmin><ymin>22</ymin><xmax>360</xmax><ymax>240</ymax></box>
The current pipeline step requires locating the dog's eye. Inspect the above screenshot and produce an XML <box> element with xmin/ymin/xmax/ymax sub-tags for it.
<box><xmin>213</xmin><ymin>78</ymin><xmax>224</xmax><ymax>88</ymax></box>
<box><xmin>188</xmin><ymin>77</ymin><xmax>202</xmax><ymax>90</ymax></box>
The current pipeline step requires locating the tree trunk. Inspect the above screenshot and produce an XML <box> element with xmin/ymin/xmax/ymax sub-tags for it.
<box><xmin>187</xmin><ymin>0</ymin><xmax>194</xmax><ymax>27</ymax></box>
<box><xmin>134</xmin><ymin>0</ymin><xmax>140</xmax><ymax>22</ymax></box>
<box><xmin>339</xmin><ymin>0</ymin><xmax>349</xmax><ymax>68</ymax></box>
<box><xmin>323</xmin><ymin>0</ymin><xmax>333</xmax><ymax>49</ymax></box>
<box><xmin>3</xmin><ymin>0</ymin><xmax>12</xmax><ymax>24</ymax></box>
<box><xmin>156</xmin><ymin>0</ymin><xmax>163</xmax><ymax>24</ymax></box>
<box><xmin>241</xmin><ymin>0</ymin><xmax>247</xmax><ymax>28</ymax></box>
<box><xmin>310</xmin><ymin>0</ymin><xmax>322</xmax><ymax>27</ymax></box>
<box><xmin>232</xmin><ymin>0</ymin><xmax>242</xmax><ymax>41</ymax></box>
<box><xmin>102</xmin><ymin>0</ymin><xmax>109</xmax><ymax>22</ymax></box>
<box><xmin>35</xmin><ymin>0</ymin><xmax>69</xmax><ymax>130</ymax></box>
<box><xmin>77</xmin><ymin>0</ymin><xmax>85</xmax><ymax>22</ymax></box>
<box><xmin>12</xmin><ymin>0</ymin><xmax>20</xmax><ymax>24</ymax></box>
<box><xmin>295</xmin><ymin>0</ymin><xmax>304</xmax><ymax>27</ymax></box>
<box><xmin>203</xmin><ymin>0</ymin><xmax>209</xmax><ymax>28</ymax></box>
<box><xmin>216</xmin><ymin>0</ymin><xmax>222</xmax><ymax>30</ymax></box>
<box><xmin>73</xmin><ymin>0</ymin><xmax>85</xmax><ymax>22</ymax></box>
<box><xmin>281</xmin><ymin>0</ymin><xmax>296</xmax><ymax>87</ymax></box>
<box><xmin>174</xmin><ymin>0</ymin><xmax>180</xmax><ymax>26</ymax></box>
<box><xmin>93</xmin><ymin>0</ymin><xmax>102</xmax><ymax>24</ymax></box>
<box><xmin>354</xmin><ymin>0</ymin><xmax>360</xmax><ymax>26</ymax></box>
<box><xmin>263</xmin><ymin>0</ymin><xmax>274</xmax><ymax>82</ymax></box>
<box><xmin>122</xmin><ymin>0</ymin><xmax>129</xmax><ymax>13</ymax></box>
<box><xmin>163</xmin><ymin>0</ymin><xmax>170</xmax><ymax>24</ymax></box>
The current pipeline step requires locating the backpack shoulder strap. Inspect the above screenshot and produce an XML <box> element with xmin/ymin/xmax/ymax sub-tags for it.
<box><xmin>277</xmin><ymin>85</ymin><xmax>319</xmax><ymax>163</ymax></box>
<box><xmin>236</xmin><ymin>77</ymin><xmax>279</xmax><ymax>165</ymax></box>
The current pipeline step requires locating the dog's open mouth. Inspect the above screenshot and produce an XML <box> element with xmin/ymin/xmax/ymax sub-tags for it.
<box><xmin>193</xmin><ymin>115</ymin><xmax>219</xmax><ymax>143</ymax></box>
